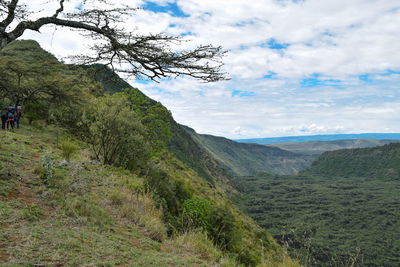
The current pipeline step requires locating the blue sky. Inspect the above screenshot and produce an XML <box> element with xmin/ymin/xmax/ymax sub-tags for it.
<box><xmin>22</xmin><ymin>0</ymin><xmax>400</xmax><ymax>138</ymax></box>
<box><xmin>142</xmin><ymin>1</ymin><xmax>188</xmax><ymax>17</ymax></box>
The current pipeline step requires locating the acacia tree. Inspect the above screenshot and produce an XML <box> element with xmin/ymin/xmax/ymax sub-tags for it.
<box><xmin>0</xmin><ymin>0</ymin><xmax>227</xmax><ymax>82</ymax></box>
<box><xmin>0</xmin><ymin>53</ymin><xmax>94</xmax><ymax>109</ymax></box>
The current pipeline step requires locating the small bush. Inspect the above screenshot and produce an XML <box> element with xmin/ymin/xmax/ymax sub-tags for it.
<box><xmin>181</xmin><ymin>197</ymin><xmax>212</xmax><ymax>231</ymax></box>
<box><xmin>31</xmin><ymin>120</ymin><xmax>45</xmax><ymax>130</ymax></box>
<box><xmin>126</xmin><ymin>179</ymin><xmax>145</xmax><ymax>195</ymax></box>
<box><xmin>59</xmin><ymin>140</ymin><xmax>79</xmax><ymax>162</ymax></box>
<box><xmin>181</xmin><ymin>197</ymin><xmax>237</xmax><ymax>252</ymax></box>
<box><xmin>144</xmin><ymin>168</ymin><xmax>193</xmax><ymax>218</ymax></box>
<box><xmin>40</xmin><ymin>154</ymin><xmax>54</xmax><ymax>184</ymax></box>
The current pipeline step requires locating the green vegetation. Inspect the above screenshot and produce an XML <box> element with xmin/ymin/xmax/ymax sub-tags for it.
<box><xmin>0</xmin><ymin>128</ymin><xmax>218</xmax><ymax>266</ymax></box>
<box><xmin>0</xmin><ymin>40</ymin><xmax>298</xmax><ymax>266</ymax></box>
<box><xmin>59</xmin><ymin>140</ymin><xmax>79</xmax><ymax>162</ymax></box>
<box><xmin>87</xmin><ymin>63</ymin><xmax>237</xmax><ymax>191</ymax></box>
<box><xmin>184</xmin><ymin>126</ymin><xmax>314</xmax><ymax>176</ymax></box>
<box><xmin>233</xmin><ymin>144</ymin><xmax>400</xmax><ymax>266</ymax></box>
<box><xmin>305</xmin><ymin>143</ymin><xmax>400</xmax><ymax>178</ymax></box>
<box><xmin>80</xmin><ymin>93</ymin><xmax>148</xmax><ymax>167</ymax></box>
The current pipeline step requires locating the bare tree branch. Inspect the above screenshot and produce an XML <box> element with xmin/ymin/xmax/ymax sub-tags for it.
<box><xmin>0</xmin><ymin>0</ymin><xmax>18</xmax><ymax>29</ymax></box>
<box><xmin>53</xmin><ymin>0</ymin><xmax>65</xmax><ymax>18</ymax></box>
<box><xmin>0</xmin><ymin>0</ymin><xmax>228</xmax><ymax>82</ymax></box>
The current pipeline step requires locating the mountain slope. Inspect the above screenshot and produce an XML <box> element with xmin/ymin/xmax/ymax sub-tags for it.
<box><xmin>184</xmin><ymin>126</ymin><xmax>314</xmax><ymax>176</ymax></box>
<box><xmin>0</xmin><ymin>40</ymin><xmax>299</xmax><ymax>266</ymax></box>
<box><xmin>305</xmin><ymin>142</ymin><xmax>400</xmax><ymax>178</ymax></box>
<box><xmin>270</xmin><ymin>139</ymin><xmax>400</xmax><ymax>155</ymax></box>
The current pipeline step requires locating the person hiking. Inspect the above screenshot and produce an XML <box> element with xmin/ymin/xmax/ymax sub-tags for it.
<box><xmin>15</xmin><ymin>108</ymin><xmax>22</xmax><ymax>129</ymax></box>
<box><xmin>1</xmin><ymin>108</ymin><xmax>7</xmax><ymax>130</ymax></box>
<box><xmin>6</xmin><ymin>109</ymin><xmax>14</xmax><ymax>130</ymax></box>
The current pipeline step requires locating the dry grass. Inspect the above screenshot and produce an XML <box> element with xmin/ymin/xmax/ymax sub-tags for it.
<box><xmin>110</xmin><ymin>189</ymin><xmax>167</xmax><ymax>242</ymax></box>
<box><xmin>163</xmin><ymin>231</ymin><xmax>223</xmax><ymax>263</ymax></box>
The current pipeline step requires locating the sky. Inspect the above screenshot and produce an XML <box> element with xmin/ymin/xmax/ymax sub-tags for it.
<box><xmin>19</xmin><ymin>0</ymin><xmax>400</xmax><ymax>139</ymax></box>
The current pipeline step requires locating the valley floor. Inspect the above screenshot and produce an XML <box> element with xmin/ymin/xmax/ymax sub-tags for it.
<box><xmin>233</xmin><ymin>173</ymin><xmax>400</xmax><ymax>267</ymax></box>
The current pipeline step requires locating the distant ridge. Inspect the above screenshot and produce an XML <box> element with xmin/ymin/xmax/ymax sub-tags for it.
<box><xmin>235</xmin><ymin>133</ymin><xmax>400</xmax><ymax>144</ymax></box>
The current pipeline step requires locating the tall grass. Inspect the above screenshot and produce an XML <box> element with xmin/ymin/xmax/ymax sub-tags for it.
<box><xmin>59</xmin><ymin>140</ymin><xmax>79</xmax><ymax>162</ymax></box>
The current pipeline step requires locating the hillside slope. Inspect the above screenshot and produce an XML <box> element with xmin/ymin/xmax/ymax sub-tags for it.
<box><xmin>270</xmin><ymin>139</ymin><xmax>400</xmax><ymax>155</ymax></box>
<box><xmin>0</xmin><ymin>40</ymin><xmax>299</xmax><ymax>266</ymax></box>
<box><xmin>0</xmin><ymin>127</ymin><xmax>229</xmax><ymax>266</ymax></box>
<box><xmin>305</xmin><ymin>142</ymin><xmax>400</xmax><ymax>178</ymax></box>
<box><xmin>184</xmin><ymin>127</ymin><xmax>314</xmax><ymax>176</ymax></box>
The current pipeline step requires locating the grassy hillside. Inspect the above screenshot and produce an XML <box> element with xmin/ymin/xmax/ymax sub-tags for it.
<box><xmin>305</xmin><ymin>143</ymin><xmax>400</xmax><ymax>178</ymax></box>
<box><xmin>233</xmin><ymin>144</ymin><xmax>400</xmax><ymax>266</ymax></box>
<box><xmin>0</xmin><ymin>40</ymin><xmax>299</xmax><ymax>266</ymax></box>
<box><xmin>0</xmin><ymin>127</ymin><xmax>230</xmax><ymax>266</ymax></box>
<box><xmin>184</xmin><ymin>127</ymin><xmax>314</xmax><ymax>176</ymax></box>
<box><xmin>270</xmin><ymin>139</ymin><xmax>400</xmax><ymax>155</ymax></box>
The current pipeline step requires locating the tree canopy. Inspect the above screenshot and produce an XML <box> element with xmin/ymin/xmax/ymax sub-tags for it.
<box><xmin>0</xmin><ymin>0</ymin><xmax>227</xmax><ymax>82</ymax></box>
<box><xmin>0</xmin><ymin>40</ymin><xmax>101</xmax><ymax>109</ymax></box>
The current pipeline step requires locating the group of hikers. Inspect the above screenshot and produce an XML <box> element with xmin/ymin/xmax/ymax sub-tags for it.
<box><xmin>1</xmin><ymin>106</ymin><xmax>22</xmax><ymax>130</ymax></box>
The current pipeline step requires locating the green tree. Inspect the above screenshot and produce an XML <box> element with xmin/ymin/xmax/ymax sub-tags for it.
<box><xmin>0</xmin><ymin>40</ymin><xmax>103</xmax><ymax>124</ymax></box>
<box><xmin>80</xmin><ymin>93</ymin><xmax>148</xmax><ymax>167</ymax></box>
<box><xmin>124</xmin><ymin>88</ymin><xmax>173</xmax><ymax>153</ymax></box>
<box><xmin>0</xmin><ymin>54</ymin><xmax>85</xmax><ymax>110</ymax></box>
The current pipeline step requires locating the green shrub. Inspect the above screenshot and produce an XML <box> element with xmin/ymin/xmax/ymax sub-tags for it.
<box><xmin>182</xmin><ymin>197</ymin><xmax>212</xmax><ymax>230</ymax></box>
<box><xmin>40</xmin><ymin>154</ymin><xmax>54</xmax><ymax>184</ymax></box>
<box><xmin>181</xmin><ymin>197</ymin><xmax>237</xmax><ymax>254</ymax></box>
<box><xmin>145</xmin><ymin>168</ymin><xmax>193</xmax><ymax>218</ymax></box>
<box><xmin>33</xmin><ymin>165</ymin><xmax>46</xmax><ymax>177</ymax></box>
<box><xmin>59</xmin><ymin>140</ymin><xmax>79</xmax><ymax>162</ymax></box>
<box><xmin>80</xmin><ymin>94</ymin><xmax>149</xmax><ymax>168</ymax></box>
<box><xmin>207</xmin><ymin>204</ymin><xmax>237</xmax><ymax>251</ymax></box>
